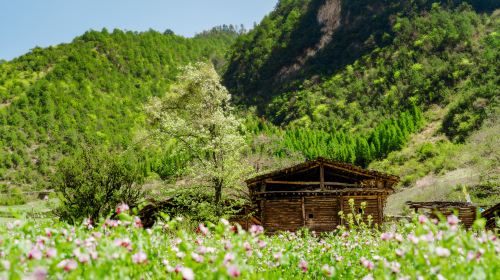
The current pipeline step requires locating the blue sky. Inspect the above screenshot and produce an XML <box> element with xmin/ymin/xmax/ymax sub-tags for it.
<box><xmin>0</xmin><ymin>0</ymin><xmax>278</xmax><ymax>61</ymax></box>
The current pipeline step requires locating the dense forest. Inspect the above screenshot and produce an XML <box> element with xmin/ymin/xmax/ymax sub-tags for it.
<box><xmin>229</xmin><ymin>0</ymin><xmax>499</xmax><ymax>209</ymax></box>
<box><xmin>0</xmin><ymin>26</ymin><xmax>239</xmax><ymax>190</ymax></box>
<box><xmin>0</xmin><ymin>0</ymin><xmax>498</xmax><ymax>211</ymax></box>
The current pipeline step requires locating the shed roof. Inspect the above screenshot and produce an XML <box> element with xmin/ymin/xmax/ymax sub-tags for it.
<box><xmin>406</xmin><ymin>201</ymin><xmax>475</xmax><ymax>208</ymax></box>
<box><xmin>246</xmin><ymin>157</ymin><xmax>399</xmax><ymax>186</ymax></box>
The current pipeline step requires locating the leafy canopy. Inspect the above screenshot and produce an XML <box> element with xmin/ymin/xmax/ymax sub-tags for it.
<box><xmin>146</xmin><ymin>62</ymin><xmax>248</xmax><ymax>207</ymax></box>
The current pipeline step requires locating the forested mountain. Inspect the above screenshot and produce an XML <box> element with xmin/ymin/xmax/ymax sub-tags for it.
<box><xmin>224</xmin><ymin>0</ymin><xmax>497</xmax><ymax>108</ymax></box>
<box><xmin>224</xmin><ymin>0</ymin><xmax>499</xmax><ymax>207</ymax></box>
<box><xmin>0</xmin><ymin>27</ymin><xmax>239</xmax><ymax>189</ymax></box>
<box><xmin>0</xmin><ymin>0</ymin><xmax>498</xmax><ymax>210</ymax></box>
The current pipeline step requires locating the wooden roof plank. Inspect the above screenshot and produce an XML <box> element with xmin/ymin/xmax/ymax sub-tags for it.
<box><xmin>246</xmin><ymin>157</ymin><xmax>399</xmax><ymax>185</ymax></box>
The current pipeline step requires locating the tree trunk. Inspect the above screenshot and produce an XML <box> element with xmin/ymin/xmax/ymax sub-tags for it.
<box><xmin>214</xmin><ymin>179</ymin><xmax>223</xmax><ymax>215</ymax></box>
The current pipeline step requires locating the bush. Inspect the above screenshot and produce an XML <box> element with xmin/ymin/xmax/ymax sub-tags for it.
<box><xmin>0</xmin><ymin>186</ymin><xmax>26</xmax><ymax>206</ymax></box>
<box><xmin>416</xmin><ymin>142</ymin><xmax>438</xmax><ymax>161</ymax></box>
<box><xmin>160</xmin><ymin>187</ymin><xmax>247</xmax><ymax>224</ymax></box>
<box><xmin>53</xmin><ymin>146</ymin><xmax>145</xmax><ymax>223</ymax></box>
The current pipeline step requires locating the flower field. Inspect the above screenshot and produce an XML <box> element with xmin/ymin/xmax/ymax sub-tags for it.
<box><xmin>0</xmin><ymin>206</ymin><xmax>499</xmax><ymax>279</ymax></box>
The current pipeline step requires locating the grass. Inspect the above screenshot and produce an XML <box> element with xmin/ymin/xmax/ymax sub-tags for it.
<box><xmin>0</xmin><ymin>199</ymin><xmax>57</xmax><ymax>221</ymax></box>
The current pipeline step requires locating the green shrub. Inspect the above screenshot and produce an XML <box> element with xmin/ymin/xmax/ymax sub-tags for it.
<box><xmin>161</xmin><ymin>187</ymin><xmax>246</xmax><ymax>224</ymax></box>
<box><xmin>53</xmin><ymin>146</ymin><xmax>145</xmax><ymax>223</ymax></box>
<box><xmin>417</xmin><ymin>143</ymin><xmax>438</xmax><ymax>162</ymax></box>
<box><xmin>0</xmin><ymin>187</ymin><xmax>26</xmax><ymax>206</ymax></box>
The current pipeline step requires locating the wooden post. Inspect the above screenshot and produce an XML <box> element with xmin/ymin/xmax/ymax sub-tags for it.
<box><xmin>320</xmin><ymin>163</ymin><xmax>325</xmax><ymax>190</ymax></box>
<box><xmin>260</xmin><ymin>182</ymin><xmax>266</xmax><ymax>226</ymax></box>
<box><xmin>260</xmin><ymin>182</ymin><xmax>266</xmax><ymax>192</ymax></box>
<box><xmin>338</xmin><ymin>196</ymin><xmax>344</xmax><ymax>225</ymax></box>
<box><xmin>301</xmin><ymin>197</ymin><xmax>306</xmax><ymax>227</ymax></box>
<box><xmin>377</xmin><ymin>195</ymin><xmax>383</xmax><ymax>225</ymax></box>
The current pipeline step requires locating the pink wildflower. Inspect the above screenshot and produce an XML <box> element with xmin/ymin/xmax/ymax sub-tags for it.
<box><xmin>257</xmin><ymin>240</ymin><xmax>267</xmax><ymax>248</ymax></box>
<box><xmin>408</xmin><ymin>234</ymin><xmax>419</xmax><ymax>244</ymax></box>
<box><xmin>243</xmin><ymin>242</ymin><xmax>252</xmax><ymax>252</ymax></box>
<box><xmin>322</xmin><ymin>264</ymin><xmax>333</xmax><ymax>276</ymax></box>
<box><xmin>45</xmin><ymin>228</ymin><xmax>52</xmax><ymax>238</ymax></box>
<box><xmin>220</xmin><ymin>218</ymin><xmax>230</xmax><ymax>226</ymax></box>
<box><xmin>198</xmin><ymin>224</ymin><xmax>209</xmax><ymax>235</ymax></box>
<box><xmin>435</xmin><ymin>247</ymin><xmax>450</xmax><ymax>257</ymax></box>
<box><xmin>90</xmin><ymin>250</ymin><xmax>98</xmax><ymax>260</ymax></box>
<box><xmin>418</xmin><ymin>215</ymin><xmax>428</xmax><ymax>224</ymax></box>
<box><xmin>360</xmin><ymin>257</ymin><xmax>374</xmax><ymax>270</ymax></box>
<box><xmin>116</xmin><ymin>203</ymin><xmax>129</xmax><ymax>214</ymax></box>
<box><xmin>45</xmin><ymin>248</ymin><xmax>57</xmax><ymax>258</ymax></box>
<box><xmin>390</xmin><ymin>261</ymin><xmax>401</xmax><ymax>274</ymax></box>
<box><xmin>466</xmin><ymin>251</ymin><xmax>475</xmax><ymax>261</ymax></box>
<box><xmin>197</xmin><ymin>246</ymin><xmax>207</xmax><ymax>255</ymax></box>
<box><xmin>28</xmin><ymin>248</ymin><xmax>43</xmax><ymax>260</ymax></box>
<box><xmin>223</xmin><ymin>240</ymin><xmax>232</xmax><ymax>250</ymax></box>
<box><xmin>57</xmin><ymin>259</ymin><xmax>78</xmax><ymax>271</ymax></box>
<box><xmin>299</xmin><ymin>259</ymin><xmax>308</xmax><ymax>272</ymax></box>
<box><xmin>104</xmin><ymin>219</ymin><xmax>120</xmax><ymax>228</ymax></box>
<box><xmin>2</xmin><ymin>260</ymin><xmax>10</xmax><ymax>270</ymax></box>
<box><xmin>181</xmin><ymin>267</ymin><xmax>194</xmax><ymax>280</ymax></box>
<box><xmin>191</xmin><ymin>252</ymin><xmax>203</xmax><ymax>263</ymax></box>
<box><xmin>31</xmin><ymin>267</ymin><xmax>48</xmax><ymax>280</ymax></box>
<box><xmin>249</xmin><ymin>225</ymin><xmax>264</xmax><ymax>235</ymax></box>
<box><xmin>133</xmin><ymin>217</ymin><xmax>143</xmax><ymax>228</ymax></box>
<box><xmin>423</xmin><ymin>231</ymin><xmax>435</xmax><ymax>242</ymax></box>
<box><xmin>362</xmin><ymin>274</ymin><xmax>374</xmax><ymax>280</ymax></box>
<box><xmin>381</xmin><ymin>232</ymin><xmax>393</xmax><ymax>241</ymax></box>
<box><xmin>395</xmin><ymin>248</ymin><xmax>405</xmax><ymax>257</ymax></box>
<box><xmin>447</xmin><ymin>215</ymin><xmax>459</xmax><ymax>226</ymax></box>
<box><xmin>395</xmin><ymin>233</ymin><xmax>404</xmax><ymax>242</ymax></box>
<box><xmin>83</xmin><ymin>218</ymin><xmax>93</xmax><ymax>229</ymax></box>
<box><xmin>78</xmin><ymin>254</ymin><xmax>90</xmax><ymax>264</ymax></box>
<box><xmin>174</xmin><ymin>265</ymin><xmax>183</xmax><ymax>273</ymax></box>
<box><xmin>273</xmin><ymin>251</ymin><xmax>283</xmax><ymax>261</ymax></box>
<box><xmin>114</xmin><ymin>238</ymin><xmax>132</xmax><ymax>250</ymax></box>
<box><xmin>227</xmin><ymin>265</ymin><xmax>241</xmax><ymax>278</ymax></box>
<box><xmin>132</xmin><ymin>251</ymin><xmax>148</xmax><ymax>264</ymax></box>
<box><xmin>224</xmin><ymin>252</ymin><xmax>235</xmax><ymax>264</ymax></box>
<box><xmin>36</xmin><ymin>237</ymin><xmax>46</xmax><ymax>247</ymax></box>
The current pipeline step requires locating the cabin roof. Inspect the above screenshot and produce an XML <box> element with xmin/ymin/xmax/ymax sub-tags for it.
<box><xmin>482</xmin><ymin>202</ymin><xmax>500</xmax><ymax>218</ymax></box>
<box><xmin>406</xmin><ymin>201</ymin><xmax>475</xmax><ymax>209</ymax></box>
<box><xmin>246</xmin><ymin>157</ymin><xmax>399</xmax><ymax>186</ymax></box>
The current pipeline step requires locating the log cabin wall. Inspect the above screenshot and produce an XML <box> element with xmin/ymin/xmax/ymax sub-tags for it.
<box><xmin>407</xmin><ymin>201</ymin><xmax>478</xmax><ymax>229</ymax></box>
<box><xmin>457</xmin><ymin>207</ymin><xmax>477</xmax><ymax>228</ymax></box>
<box><xmin>262</xmin><ymin>198</ymin><xmax>303</xmax><ymax>232</ymax></box>
<box><xmin>304</xmin><ymin>196</ymin><xmax>339</xmax><ymax>232</ymax></box>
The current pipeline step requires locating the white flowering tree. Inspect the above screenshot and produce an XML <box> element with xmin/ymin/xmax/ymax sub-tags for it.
<box><xmin>146</xmin><ymin>62</ymin><xmax>247</xmax><ymax>210</ymax></box>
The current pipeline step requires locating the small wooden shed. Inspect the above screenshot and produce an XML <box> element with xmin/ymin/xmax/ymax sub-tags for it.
<box><xmin>406</xmin><ymin>201</ymin><xmax>478</xmax><ymax>228</ymax></box>
<box><xmin>481</xmin><ymin>202</ymin><xmax>499</xmax><ymax>229</ymax></box>
<box><xmin>246</xmin><ymin>157</ymin><xmax>399</xmax><ymax>233</ymax></box>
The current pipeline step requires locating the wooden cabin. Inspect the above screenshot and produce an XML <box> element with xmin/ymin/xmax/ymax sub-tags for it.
<box><xmin>406</xmin><ymin>201</ymin><xmax>478</xmax><ymax>228</ymax></box>
<box><xmin>481</xmin><ymin>202</ymin><xmax>499</xmax><ymax>229</ymax></box>
<box><xmin>246</xmin><ymin>157</ymin><xmax>399</xmax><ymax>233</ymax></box>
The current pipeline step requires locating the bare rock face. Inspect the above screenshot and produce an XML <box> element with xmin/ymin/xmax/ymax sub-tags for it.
<box><xmin>278</xmin><ymin>0</ymin><xmax>342</xmax><ymax>78</ymax></box>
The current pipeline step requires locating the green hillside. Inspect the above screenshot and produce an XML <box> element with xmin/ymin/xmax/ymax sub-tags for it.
<box><xmin>0</xmin><ymin>0</ymin><xmax>498</xmax><ymax>211</ymax></box>
<box><xmin>224</xmin><ymin>0</ymin><xmax>497</xmax><ymax>107</ymax></box>
<box><xmin>225</xmin><ymin>1</ymin><xmax>499</xmax><ymax>208</ymax></box>
<box><xmin>0</xmin><ymin>27</ymin><xmax>239</xmax><ymax>190</ymax></box>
